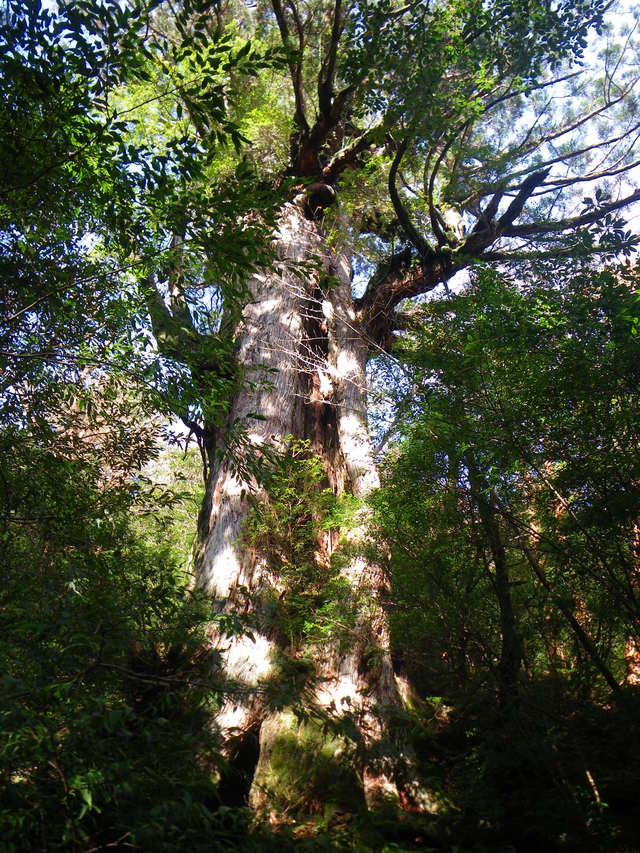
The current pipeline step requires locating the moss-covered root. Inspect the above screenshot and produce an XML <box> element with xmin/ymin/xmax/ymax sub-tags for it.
<box><xmin>249</xmin><ymin>711</ymin><xmax>365</xmax><ymax>818</ymax></box>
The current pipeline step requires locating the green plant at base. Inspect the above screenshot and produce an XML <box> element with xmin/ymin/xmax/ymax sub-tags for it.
<box><xmin>0</xmin><ymin>431</ymin><xmax>243</xmax><ymax>852</ymax></box>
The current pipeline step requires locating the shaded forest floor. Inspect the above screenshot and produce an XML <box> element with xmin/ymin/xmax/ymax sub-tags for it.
<box><xmin>247</xmin><ymin>685</ymin><xmax>640</xmax><ymax>852</ymax></box>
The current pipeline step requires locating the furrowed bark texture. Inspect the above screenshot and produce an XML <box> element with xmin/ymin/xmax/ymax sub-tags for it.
<box><xmin>195</xmin><ymin>202</ymin><xmax>426</xmax><ymax>810</ymax></box>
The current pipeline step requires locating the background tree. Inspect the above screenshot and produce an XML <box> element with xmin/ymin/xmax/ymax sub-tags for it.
<box><xmin>376</xmin><ymin>257</ymin><xmax>640</xmax><ymax>696</ymax></box>
<box><xmin>0</xmin><ymin>1</ymin><xmax>283</xmax><ymax>848</ymax></box>
<box><xmin>371</xmin><ymin>257</ymin><xmax>640</xmax><ymax>846</ymax></box>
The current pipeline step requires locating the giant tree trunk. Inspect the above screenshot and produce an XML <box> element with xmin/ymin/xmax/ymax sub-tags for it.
<box><xmin>194</xmin><ymin>201</ymin><xmax>425</xmax><ymax>811</ymax></box>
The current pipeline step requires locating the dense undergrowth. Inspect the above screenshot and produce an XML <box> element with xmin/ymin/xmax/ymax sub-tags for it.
<box><xmin>0</xmin><ymin>436</ymin><xmax>226</xmax><ymax>851</ymax></box>
<box><xmin>3</xmin><ymin>423</ymin><xmax>638</xmax><ymax>852</ymax></box>
<box><xmin>3</xmin><ymin>269</ymin><xmax>640</xmax><ymax>851</ymax></box>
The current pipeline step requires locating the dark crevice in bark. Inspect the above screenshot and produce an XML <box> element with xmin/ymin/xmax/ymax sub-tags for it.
<box><xmin>216</xmin><ymin>725</ymin><xmax>261</xmax><ymax>807</ymax></box>
<box><xmin>300</xmin><ymin>181</ymin><xmax>337</xmax><ymax>220</ymax></box>
<box><xmin>301</xmin><ymin>278</ymin><xmax>345</xmax><ymax>493</ymax></box>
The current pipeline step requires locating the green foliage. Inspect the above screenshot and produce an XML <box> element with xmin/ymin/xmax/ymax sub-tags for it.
<box><xmin>243</xmin><ymin>439</ymin><xmax>358</xmax><ymax>651</ymax></box>
<box><xmin>374</xmin><ymin>258</ymin><xmax>640</xmax><ymax>700</ymax></box>
<box><xmin>367</xmin><ymin>258</ymin><xmax>640</xmax><ymax>847</ymax></box>
<box><xmin>134</xmin><ymin>444</ymin><xmax>206</xmax><ymax>565</ymax></box>
<box><xmin>0</xmin><ymin>0</ymin><xmax>149</xmax><ymax>427</ymax></box>
<box><xmin>335</xmin><ymin>0</ymin><xmax>628</xmax><ymax>251</ymax></box>
<box><xmin>2</xmin><ymin>0</ymin><xmax>640</xmax><ymax>849</ymax></box>
<box><xmin>0</xmin><ymin>421</ymin><xmax>236</xmax><ymax>851</ymax></box>
<box><xmin>0</xmin><ymin>34</ymin><xmax>289</xmax><ymax>834</ymax></box>
<box><xmin>0</xmin><ymin>0</ymin><xmax>283</xmax><ymax>439</ymax></box>
<box><xmin>400</xmin><ymin>686</ymin><xmax>640</xmax><ymax>850</ymax></box>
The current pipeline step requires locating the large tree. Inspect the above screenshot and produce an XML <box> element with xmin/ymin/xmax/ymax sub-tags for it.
<box><xmin>5</xmin><ymin>0</ymin><xmax>640</xmax><ymax>816</ymax></box>
<box><xmin>137</xmin><ymin>0</ymin><xmax>640</xmax><ymax>809</ymax></box>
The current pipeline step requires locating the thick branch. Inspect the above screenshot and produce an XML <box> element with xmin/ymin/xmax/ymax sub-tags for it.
<box><xmin>459</xmin><ymin>169</ymin><xmax>549</xmax><ymax>255</ymax></box>
<box><xmin>389</xmin><ymin>139</ymin><xmax>432</xmax><ymax>256</ymax></box>
<box><xmin>359</xmin><ymin>149</ymin><xmax>638</xmax><ymax>349</ymax></box>
<box><xmin>502</xmin><ymin>187</ymin><xmax>640</xmax><ymax>238</ymax></box>
<box><xmin>358</xmin><ymin>165</ymin><xmax>568</xmax><ymax>348</ymax></box>
<box><xmin>356</xmin><ymin>248</ymin><xmax>451</xmax><ymax>348</ymax></box>
<box><xmin>496</xmin><ymin>168</ymin><xmax>551</xmax><ymax>229</ymax></box>
<box><xmin>469</xmin><ymin>187</ymin><xmax>504</xmax><ymax>237</ymax></box>
<box><xmin>271</xmin><ymin>0</ymin><xmax>308</xmax><ymax>135</ymax></box>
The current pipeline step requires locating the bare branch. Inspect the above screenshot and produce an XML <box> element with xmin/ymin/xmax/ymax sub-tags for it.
<box><xmin>541</xmin><ymin>155</ymin><xmax>640</xmax><ymax>189</ymax></box>
<box><xmin>389</xmin><ymin>138</ymin><xmax>432</xmax><ymax>256</ymax></box>
<box><xmin>496</xmin><ymin>168</ymin><xmax>551</xmax><ymax>230</ymax></box>
<box><xmin>270</xmin><ymin>0</ymin><xmax>308</xmax><ymax>134</ymax></box>
<box><xmin>482</xmin><ymin>69</ymin><xmax>584</xmax><ymax>114</ymax></box>
<box><xmin>502</xmin><ymin>187</ymin><xmax>640</xmax><ymax>238</ymax></box>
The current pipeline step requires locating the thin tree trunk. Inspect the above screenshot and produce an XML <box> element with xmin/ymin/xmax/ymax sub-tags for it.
<box><xmin>467</xmin><ymin>457</ymin><xmax>523</xmax><ymax>705</ymax></box>
<box><xmin>625</xmin><ymin>525</ymin><xmax>640</xmax><ymax>687</ymax></box>
<box><xmin>512</xmin><ymin>530</ymin><xmax>623</xmax><ymax>698</ymax></box>
<box><xmin>195</xmin><ymin>201</ymin><xmax>428</xmax><ymax>811</ymax></box>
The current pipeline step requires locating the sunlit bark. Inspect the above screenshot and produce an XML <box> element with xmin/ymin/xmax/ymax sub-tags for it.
<box><xmin>194</xmin><ymin>201</ymin><xmax>427</xmax><ymax>810</ymax></box>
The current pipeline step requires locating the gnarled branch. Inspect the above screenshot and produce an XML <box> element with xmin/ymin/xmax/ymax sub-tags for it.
<box><xmin>389</xmin><ymin>138</ymin><xmax>432</xmax><ymax>256</ymax></box>
<box><xmin>502</xmin><ymin>187</ymin><xmax>640</xmax><ymax>238</ymax></box>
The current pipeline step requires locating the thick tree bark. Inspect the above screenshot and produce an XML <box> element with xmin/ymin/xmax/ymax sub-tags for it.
<box><xmin>194</xmin><ymin>201</ymin><xmax>427</xmax><ymax>811</ymax></box>
<box><xmin>624</xmin><ymin>637</ymin><xmax>640</xmax><ymax>686</ymax></box>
